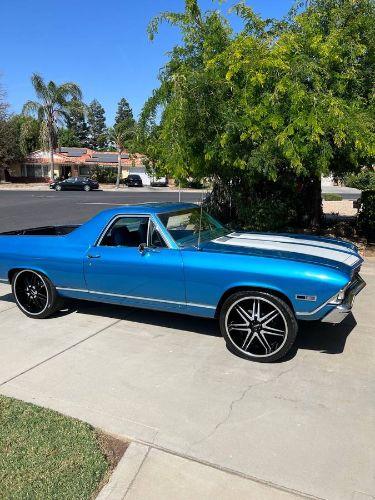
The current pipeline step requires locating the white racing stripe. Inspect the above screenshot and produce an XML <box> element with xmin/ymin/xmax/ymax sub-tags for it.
<box><xmin>229</xmin><ymin>232</ymin><xmax>355</xmax><ymax>253</ymax></box>
<box><xmin>214</xmin><ymin>233</ymin><xmax>360</xmax><ymax>266</ymax></box>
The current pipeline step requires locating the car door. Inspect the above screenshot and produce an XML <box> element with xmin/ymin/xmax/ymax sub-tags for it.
<box><xmin>62</xmin><ymin>178</ymin><xmax>75</xmax><ymax>190</ymax></box>
<box><xmin>83</xmin><ymin>215</ymin><xmax>186</xmax><ymax>312</ymax></box>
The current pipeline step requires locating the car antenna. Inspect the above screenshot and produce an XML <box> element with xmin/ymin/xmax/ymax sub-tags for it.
<box><xmin>197</xmin><ymin>195</ymin><xmax>204</xmax><ymax>251</ymax></box>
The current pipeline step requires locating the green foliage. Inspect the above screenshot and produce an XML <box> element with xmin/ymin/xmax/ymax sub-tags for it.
<box><xmin>0</xmin><ymin>395</ymin><xmax>108</xmax><ymax>499</ymax></box>
<box><xmin>58</xmin><ymin>127</ymin><xmax>82</xmax><ymax>147</ymax></box>
<box><xmin>115</xmin><ymin>98</ymin><xmax>135</xmax><ymax>128</ymax></box>
<box><xmin>89</xmin><ymin>164</ymin><xmax>117</xmax><ymax>183</ymax></box>
<box><xmin>344</xmin><ymin>169</ymin><xmax>375</xmax><ymax>191</ymax></box>
<box><xmin>1</xmin><ymin>80</ymin><xmax>41</xmax><ymax>167</ymax></box>
<box><xmin>22</xmin><ymin>73</ymin><xmax>83</xmax><ymax>178</ymax></box>
<box><xmin>65</xmin><ymin>97</ymin><xmax>89</xmax><ymax>147</ymax></box>
<box><xmin>358</xmin><ymin>190</ymin><xmax>375</xmax><ymax>242</ymax></box>
<box><xmin>23</xmin><ymin>73</ymin><xmax>82</xmax><ymax>149</ymax></box>
<box><xmin>323</xmin><ymin>193</ymin><xmax>343</xmax><ymax>201</ymax></box>
<box><xmin>87</xmin><ymin>99</ymin><xmax>108</xmax><ymax>150</ymax></box>
<box><xmin>140</xmin><ymin>0</ymin><xmax>375</xmax><ymax>229</ymax></box>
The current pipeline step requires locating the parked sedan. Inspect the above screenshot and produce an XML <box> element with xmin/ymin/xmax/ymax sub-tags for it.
<box><xmin>151</xmin><ymin>178</ymin><xmax>168</xmax><ymax>187</ymax></box>
<box><xmin>51</xmin><ymin>177</ymin><xmax>99</xmax><ymax>192</ymax></box>
<box><xmin>0</xmin><ymin>203</ymin><xmax>365</xmax><ymax>362</ymax></box>
<box><xmin>123</xmin><ymin>174</ymin><xmax>143</xmax><ymax>187</ymax></box>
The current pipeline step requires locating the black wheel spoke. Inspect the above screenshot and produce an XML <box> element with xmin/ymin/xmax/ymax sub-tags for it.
<box><xmin>14</xmin><ymin>271</ymin><xmax>48</xmax><ymax>315</ymax></box>
<box><xmin>225</xmin><ymin>296</ymin><xmax>288</xmax><ymax>358</ymax></box>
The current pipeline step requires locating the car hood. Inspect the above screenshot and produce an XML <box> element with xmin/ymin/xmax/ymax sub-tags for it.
<box><xmin>202</xmin><ymin>232</ymin><xmax>362</xmax><ymax>271</ymax></box>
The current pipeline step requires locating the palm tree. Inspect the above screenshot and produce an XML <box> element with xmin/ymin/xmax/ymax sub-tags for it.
<box><xmin>23</xmin><ymin>74</ymin><xmax>82</xmax><ymax>179</ymax></box>
<box><xmin>110</xmin><ymin>123</ymin><xmax>135</xmax><ymax>189</ymax></box>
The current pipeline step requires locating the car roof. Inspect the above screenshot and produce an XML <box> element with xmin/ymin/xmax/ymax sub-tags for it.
<box><xmin>101</xmin><ymin>202</ymin><xmax>198</xmax><ymax>217</ymax></box>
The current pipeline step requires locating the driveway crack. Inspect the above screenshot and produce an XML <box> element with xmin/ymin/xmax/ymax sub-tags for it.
<box><xmin>186</xmin><ymin>361</ymin><xmax>301</xmax><ymax>453</ymax></box>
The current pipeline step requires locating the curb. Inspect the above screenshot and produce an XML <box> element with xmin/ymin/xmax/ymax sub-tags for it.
<box><xmin>97</xmin><ymin>442</ymin><xmax>149</xmax><ymax>500</ymax></box>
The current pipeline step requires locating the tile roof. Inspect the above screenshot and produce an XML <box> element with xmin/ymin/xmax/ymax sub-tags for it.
<box><xmin>25</xmin><ymin>147</ymin><xmax>145</xmax><ymax>167</ymax></box>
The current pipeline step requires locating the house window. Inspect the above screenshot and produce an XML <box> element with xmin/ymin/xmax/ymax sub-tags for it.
<box><xmin>24</xmin><ymin>164</ymin><xmax>48</xmax><ymax>178</ymax></box>
<box><xmin>79</xmin><ymin>166</ymin><xmax>91</xmax><ymax>176</ymax></box>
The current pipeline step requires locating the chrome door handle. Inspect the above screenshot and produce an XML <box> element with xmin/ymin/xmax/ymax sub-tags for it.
<box><xmin>87</xmin><ymin>254</ymin><xmax>101</xmax><ymax>259</ymax></box>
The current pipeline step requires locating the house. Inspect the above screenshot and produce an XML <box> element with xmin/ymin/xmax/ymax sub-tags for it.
<box><xmin>9</xmin><ymin>147</ymin><xmax>153</xmax><ymax>185</ymax></box>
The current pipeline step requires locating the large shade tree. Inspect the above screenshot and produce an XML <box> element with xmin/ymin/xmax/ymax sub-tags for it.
<box><xmin>87</xmin><ymin>99</ymin><xmax>108</xmax><ymax>150</ymax></box>
<box><xmin>141</xmin><ymin>0</ymin><xmax>375</xmax><ymax>229</ymax></box>
<box><xmin>23</xmin><ymin>73</ymin><xmax>82</xmax><ymax>179</ymax></box>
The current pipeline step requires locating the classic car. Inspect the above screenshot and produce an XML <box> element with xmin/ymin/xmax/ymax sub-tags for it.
<box><xmin>0</xmin><ymin>203</ymin><xmax>366</xmax><ymax>362</ymax></box>
<box><xmin>50</xmin><ymin>177</ymin><xmax>99</xmax><ymax>191</ymax></box>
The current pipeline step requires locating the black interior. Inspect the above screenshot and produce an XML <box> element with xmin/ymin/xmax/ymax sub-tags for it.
<box><xmin>102</xmin><ymin>220</ymin><xmax>149</xmax><ymax>247</ymax></box>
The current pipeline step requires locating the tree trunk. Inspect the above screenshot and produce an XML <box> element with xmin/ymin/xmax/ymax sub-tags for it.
<box><xmin>299</xmin><ymin>175</ymin><xmax>322</xmax><ymax>229</ymax></box>
<box><xmin>116</xmin><ymin>149</ymin><xmax>121</xmax><ymax>189</ymax></box>
<box><xmin>310</xmin><ymin>175</ymin><xmax>323</xmax><ymax>228</ymax></box>
<box><xmin>48</xmin><ymin>131</ymin><xmax>55</xmax><ymax>180</ymax></box>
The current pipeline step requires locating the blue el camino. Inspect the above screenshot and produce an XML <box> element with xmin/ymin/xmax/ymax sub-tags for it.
<box><xmin>0</xmin><ymin>202</ymin><xmax>366</xmax><ymax>362</ymax></box>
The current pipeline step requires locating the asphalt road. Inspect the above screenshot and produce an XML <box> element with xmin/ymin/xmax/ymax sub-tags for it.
<box><xmin>0</xmin><ymin>185</ymin><xmax>360</xmax><ymax>232</ymax></box>
<box><xmin>0</xmin><ymin>189</ymin><xmax>204</xmax><ymax>232</ymax></box>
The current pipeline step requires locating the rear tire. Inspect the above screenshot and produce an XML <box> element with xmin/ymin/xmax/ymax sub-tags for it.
<box><xmin>12</xmin><ymin>270</ymin><xmax>63</xmax><ymax>319</ymax></box>
<box><xmin>219</xmin><ymin>291</ymin><xmax>297</xmax><ymax>362</ymax></box>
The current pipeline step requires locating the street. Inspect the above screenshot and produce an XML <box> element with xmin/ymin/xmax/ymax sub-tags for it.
<box><xmin>0</xmin><ymin>189</ymin><xmax>204</xmax><ymax>233</ymax></box>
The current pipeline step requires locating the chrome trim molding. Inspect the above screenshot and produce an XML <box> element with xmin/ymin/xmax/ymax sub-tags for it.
<box><xmin>297</xmin><ymin>274</ymin><xmax>366</xmax><ymax>319</ymax></box>
<box><xmin>295</xmin><ymin>294</ymin><xmax>317</xmax><ymax>302</ymax></box>
<box><xmin>321</xmin><ymin>305</ymin><xmax>351</xmax><ymax>324</ymax></box>
<box><xmin>295</xmin><ymin>295</ymin><xmax>337</xmax><ymax>317</ymax></box>
<box><xmin>56</xmin><ymin>287</ymin><xmax>215</xmax><ymax>310</ymax></box>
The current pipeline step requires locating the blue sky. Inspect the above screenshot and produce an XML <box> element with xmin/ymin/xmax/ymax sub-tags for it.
<box><xmin>0</xmin><ymin>0</ymin><xmax>294</xmax><ymax>125</ymax></box>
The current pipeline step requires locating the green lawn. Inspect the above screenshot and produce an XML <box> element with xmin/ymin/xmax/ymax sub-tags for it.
<box><xmin>323</xmin><ymin>193</ymin><xmax>343</xmax><ymax>201</ymax></box>
<box><xmin>0</xmin><ymin>395</ymin><xmax>110</xmax><ymax>499</ymax></box>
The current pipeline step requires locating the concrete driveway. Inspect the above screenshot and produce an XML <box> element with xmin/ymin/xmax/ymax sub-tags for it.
<box><xmin>0</xmin><ymin>260</ymin><xmax>374</xmax><ymax>500</ymax></box>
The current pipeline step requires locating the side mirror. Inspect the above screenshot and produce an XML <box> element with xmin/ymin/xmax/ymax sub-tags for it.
<box><xmin>138</xmin><ymin>243</ymin><xmax>147</xmax><ymax>253</ymax></box>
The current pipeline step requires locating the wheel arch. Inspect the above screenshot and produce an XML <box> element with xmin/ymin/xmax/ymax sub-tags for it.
<box><xmin>8</xmin><ymin>266</ymin><xmax>53</xmax><ymax>284</ymax></box>
<box><xmin>215</xmin><ymin>285</ymin><xmax>295</xmax><ymax>318</ymax></box>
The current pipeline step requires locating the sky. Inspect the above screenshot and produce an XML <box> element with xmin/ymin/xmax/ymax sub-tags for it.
<box><xmin>0</xmin><ymin>0</ymin><xmax>294</xmax><ymax>126</ymax></box>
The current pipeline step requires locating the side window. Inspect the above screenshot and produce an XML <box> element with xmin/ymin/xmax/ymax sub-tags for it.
<box><xmin>149</xmin><ymin>222</ymin><xmax>167</xmax><ymax>248</ymax></box>
<box><xmin>100</xmin><ymin>217</ymin><xmax>149</xmax><ymax>247</ymax></box>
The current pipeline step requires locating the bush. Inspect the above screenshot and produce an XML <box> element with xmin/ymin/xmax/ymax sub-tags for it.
<box><xmin>176</xmin><ymin>177</ymin><xmax>205</xmax><ymax>189</ymax></box>
<box><xmin>323</xmin><ymin>193</ymin><xmax>342</xmax><ymax>201</ymax></box>
<box><xmin>87</xmin><ymin>165</ymin><xmax>117</xmax><ymax>184</ymax></box>
<box><xmin>344</xmin><ymin>170</ymin><xmax>375</xmax><ymax>191</ymax></box>
<box><xmin>237</xmin><ymin>196</ymin><xmax>298</xmax><ymax>231</ymax></box>
<box><xmin>358</xmin><ymin>190</ymin><xmax>375</xmax><ymax>242</ymax></box>
<box><xmin>205</xmin><ymin>176</ymin><xmax>303</xmax><ymax>232</ymax></box>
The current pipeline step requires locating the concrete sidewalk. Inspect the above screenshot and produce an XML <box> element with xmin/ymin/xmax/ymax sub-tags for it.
<box><xmin>0</xmin><ymin>261</ymin><xmax>374</xmax><ymax>499</ymax></box>
<box><xmin>97</xmin><ymin>442</ymin><xmax>306</xmax><ymax>500</ymax></box>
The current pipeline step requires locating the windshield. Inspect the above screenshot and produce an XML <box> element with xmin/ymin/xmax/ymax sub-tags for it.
<box><xmin>158</xmin><ymin>208</ymin><xmax>229</xmax><ymax>247</ymax></box>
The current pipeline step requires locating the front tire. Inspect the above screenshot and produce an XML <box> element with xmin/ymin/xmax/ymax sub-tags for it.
<box><xmin>83</xmin><ymin>185</ymin><xmax>91</xmax><ymax>192</ymax></box>
<box><xmin>55</xmin><ymin>185</ymin><xmax>62</xmax><ymax>191</ymax></box>
<box><xmin>12</xmin><ymin>270</ymin><xmax>63</xmax><ymax>319</ymax></box>
<box><xmin>220</xmin><ymin>291</ymin><xmax>297</xmax><ymax>362</ymax></box>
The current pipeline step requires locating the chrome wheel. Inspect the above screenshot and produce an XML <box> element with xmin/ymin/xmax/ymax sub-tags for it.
<box><xmin>225</xmin><ymin>296</ymin><xmax>288</xmax><ymax>358</ymax></box>
<box><xmin>84</xmin><ymin>185</ymin><xmax>90</xmax><ymax>191</ymax></box>
<box><xmin>14</xmin><ymin>270</ymin><xmax>49</xmax><ymax>316</ymax></box>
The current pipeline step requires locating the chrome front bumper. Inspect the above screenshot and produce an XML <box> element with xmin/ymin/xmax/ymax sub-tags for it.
<box><xmin>322</xmin><ymin>274</ymin><xmax>366</xmax><ymax>324</ymax></box>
